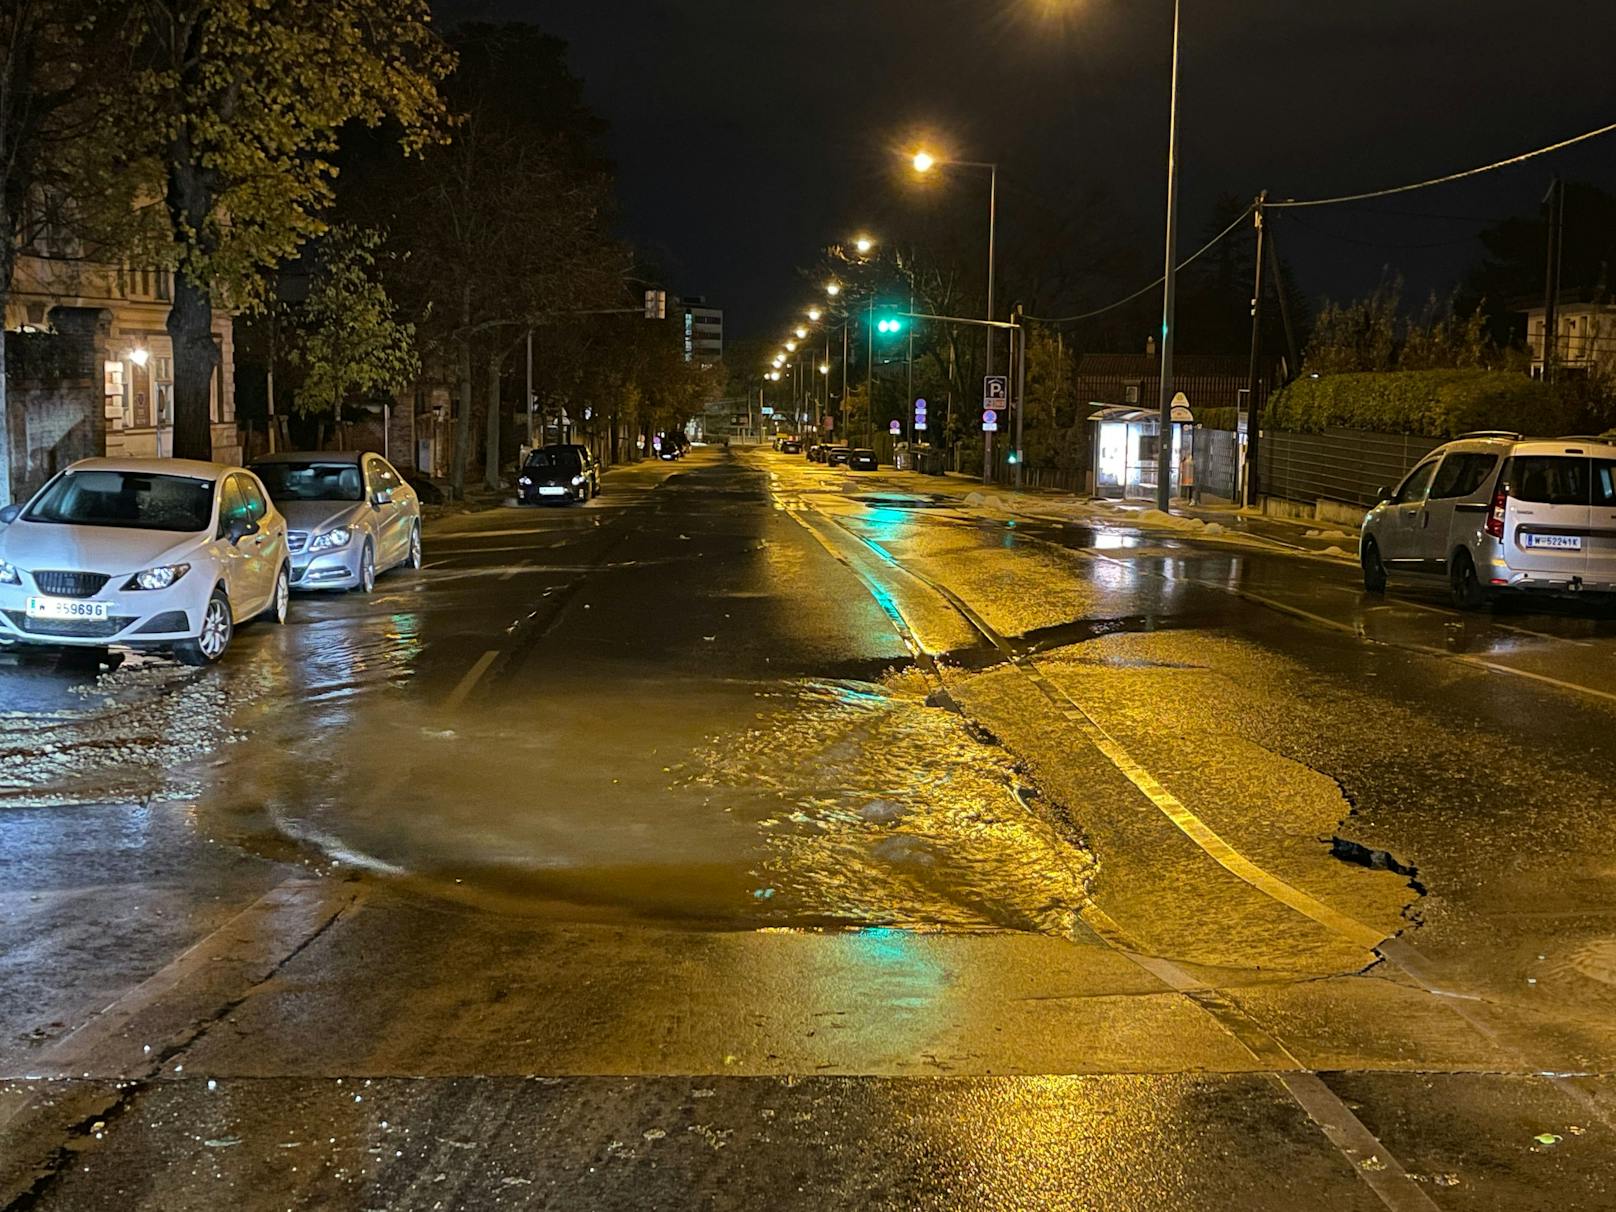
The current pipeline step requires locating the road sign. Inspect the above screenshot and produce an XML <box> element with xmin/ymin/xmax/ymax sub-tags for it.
<box><xmin>914</xmin><ymin>398</ymin><xmax>928</xmax><ymax>414</ymax></box>
<box><xmin>915</xmin><ymin>420</ymin><xmax>927</xmax><ymax>430</ymax></box>
<box><xmin>982</xmin><ymin>408</ymin><xmax>998</xmax><ymax>433</ymax></box>
<box><xmin>984</xmin><ymin>375</ymin><xmax>1008</xmax><ymax>407</ymax></box>
<box><xmin>889</xmin><ymin>420</ymin><xmax>901</xmax><ymax>435</ymax></box>
<box><xmin>761</xmin><ymin>406</ymin><xmax>774</xmax><ymax>415</ymax></box>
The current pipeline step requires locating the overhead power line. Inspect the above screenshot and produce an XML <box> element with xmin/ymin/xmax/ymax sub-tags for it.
<box><xmin>1026</xmin><ymin>204</ymin><xmax>1253</xmax><ymax>326</ymax></box>
<box><xmin>1270</xmin><ymin>118</ymin><xmax>1616</xmax><ymax>209</ymax></box>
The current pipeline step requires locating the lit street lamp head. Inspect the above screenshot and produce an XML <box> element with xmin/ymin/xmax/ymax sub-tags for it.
<box><xmin>825</xmin><ymin>282</ymin><xmax>841</xmax><ymax>297</ymax></box>
<box><xmin>912</xmin><ymin>150</ymin><xmax>935</xmax><ymax>174</ymax></box>
<box><xmin>818</xmin><ymin>364</ymin><xmax>830</xmax><ymax>375</ymax></box>
<box><xmin>807</xmin><ymin>307</ymin><xmax>822</xmax><ymax>322</ymax></box>
<box><xmin>854</xmin><ymin>235</ymin><xmax>874</xmax><ymax>255</ymax></box>
<box><xmin>794</xmin><ymin>327</ymin><xmax>808</xmax><ymax>339</ymax></box>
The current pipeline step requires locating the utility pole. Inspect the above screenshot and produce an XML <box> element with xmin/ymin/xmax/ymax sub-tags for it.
<box><xmin>1542</xmin><ymin>176</ymin><xmax>1565</xmax><ymax>381</ymax></box>
<box><xmin>1155</xmin><ymin>0</ymin><xmax>1183</xmax><ymax>511</ymax></box>
<box><xmin>865</xmin><ymin>295</ymin><xmax>875</xmax><ymax>447</ymax></box>
<box><xmin>525</xmin><ymin>328</ymin><xmax>534</xmax><ymax>455</ymax></box>
<box><xmin>906</xmin><ymin>286</ymin><xmax>915</xmax><ymax>447</ymax></box>
<box><xmin>1243</xmin><ymin>194</ymin><xmax>1267</xmax><ymax>508</ymax></box>
<box><xmin>1012</xmin><ymin>307</ymin><xmax>1027</xmax><ymax>491</ymax></box>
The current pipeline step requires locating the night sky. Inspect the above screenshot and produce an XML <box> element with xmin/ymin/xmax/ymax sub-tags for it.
<box><xmin>438</xmin><ymin>1</ymin><xmax>1616</xmax><ymax>342</ymax></box>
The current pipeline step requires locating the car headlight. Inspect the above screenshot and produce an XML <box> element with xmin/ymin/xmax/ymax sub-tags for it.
<box><xmin>571</xmin><ymin>474</ymin><xmax>584</xmax><ymax>486</ymax></box>
<box><xmin>124</xmin><ymin>563</ymin><xmax>191</xmax><ymax>591</ymax></box>
<box><xmin>308</xmin><ymin>526</ymin><xmax>352</xmax><ymax>553</ymax></box>
<box><xmin>0</xmin><ymin>558</ymin><xmax>19</xmax><ymax>586</ymax></box>
<box><xmin>518</xmin><ymin>476</ymin><xmax>532</xmax><ymax>487</ymax></box>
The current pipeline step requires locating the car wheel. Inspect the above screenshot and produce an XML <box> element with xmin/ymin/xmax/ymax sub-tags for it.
<box><xmin>1361</xmin><ymin>539</ymin><xmax>1388</xmax><ymax>593</ymax></box>
<box><xmin>1450</xmin><ymin>550</ymin><xmax>1488</xmax><ymax>610</ymax></box>
<box><xmin>175</xmin><ymin>589</ymin><xmax>232</xmax><ymax>666</ymax></box>
<box><xmin>356</xmin><ymin>541</ymin><xmax>376</xmax><ymax>593</ymax></box>
<box><xmin>263</xmin><ymin>564</ymin><xmax>290</xmax><ymax>624</ymax></box>
<box><xmin>405</xmin><ymin>523</ymin><xmax>423</xmax><ymax>570</ymax></box>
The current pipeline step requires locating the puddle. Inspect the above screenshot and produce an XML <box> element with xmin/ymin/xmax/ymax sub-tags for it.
<box><xmin>199</xmin><ymin>670</ymin><xmax>1094</xmax><ymax>933</ymax></box>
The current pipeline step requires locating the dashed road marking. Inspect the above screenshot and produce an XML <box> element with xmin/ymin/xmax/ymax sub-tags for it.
<box><xmin>444</xmin><ymin>650</ymin><xmax>500</xmax><ymax>710</ymax></box>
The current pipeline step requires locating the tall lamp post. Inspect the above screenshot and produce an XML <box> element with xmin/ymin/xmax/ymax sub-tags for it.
<box><xmin>911</xmin><ymin>151</ymin><xmax>997</xmax><ymax>482</ymax></box>
<box><xmin>1154</xmin><ymin>0</ymin><xmax>1183</xmax><ymax>512</ymax></box>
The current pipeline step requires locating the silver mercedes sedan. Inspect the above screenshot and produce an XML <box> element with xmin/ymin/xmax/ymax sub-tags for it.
<box><xmin>249</xmin><ymin>452</ymin><xmax>422</xmax><ymax>592</ymax></box>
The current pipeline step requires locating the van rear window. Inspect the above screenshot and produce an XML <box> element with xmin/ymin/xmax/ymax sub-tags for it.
<box><xmin>1508</xmin><ymin>456</ymin><xmax>1589</xmax><ymax>506</ymax></box>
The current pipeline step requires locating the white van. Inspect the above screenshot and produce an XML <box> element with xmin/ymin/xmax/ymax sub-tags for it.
<box><xmin>1359</xmin><ymin>432</ymin><xmax>1616</xmax><ymax>608</ymax></box>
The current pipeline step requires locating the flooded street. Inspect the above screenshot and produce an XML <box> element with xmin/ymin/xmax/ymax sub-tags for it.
<box><xmin>5</xmin><ymin>447</ymin><xmax>1616</xmax><ymax>1208</ymax></box>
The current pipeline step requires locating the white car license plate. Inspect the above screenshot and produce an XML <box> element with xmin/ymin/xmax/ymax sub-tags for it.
<box><xmin>1524</xmin><ymin>534</ymin><xmax>1582</xmax><ymax>551</ymax></box>
<box><xmin>26</xmin><ymin>596</ymin><xmax>111</xmax><ymax>621</ymax></box>
<box><xmin>538</xmin><ymin>486</ymin><xmax>567</xmax><ymax>496</ymax></box>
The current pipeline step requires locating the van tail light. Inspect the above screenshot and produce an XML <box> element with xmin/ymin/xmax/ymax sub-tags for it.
<box><xmin>1485</xmin><ymin>483</ymin><xmax>1508</xmax><ymax>539</ymax></box>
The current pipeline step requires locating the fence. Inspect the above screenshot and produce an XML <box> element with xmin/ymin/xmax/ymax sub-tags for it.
<box><xmin>1260</xmin><ymin>428</ymin><xmax>1441</xmax><ymax>510</ymax></box>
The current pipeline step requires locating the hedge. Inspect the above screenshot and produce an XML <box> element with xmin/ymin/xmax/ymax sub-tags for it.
<box><xmin>1264</xmin><ymin>370</ymin><xmax>1591</xmax><ymax>439</ymax></box>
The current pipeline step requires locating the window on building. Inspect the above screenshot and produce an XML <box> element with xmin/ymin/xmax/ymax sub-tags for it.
<box><xmin>1124</xmin><ymin>384</ymin><xmax>1140</xmax><ymax>404</ymax></box>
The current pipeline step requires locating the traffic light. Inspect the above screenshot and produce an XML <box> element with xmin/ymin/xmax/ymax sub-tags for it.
<box><xmin>874</xmin><ymin>308</ymin><xmax>906</xmax><ymax>337</ymax></box>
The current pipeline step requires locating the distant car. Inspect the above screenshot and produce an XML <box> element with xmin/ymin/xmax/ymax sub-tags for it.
<box><xmin>1360</xmin><ymin>432</ymin><xmax>1616</xmax><ymax>608</ymax></box>
<box><xmin>519</xmin><ymin>444</ymin><xmax>599</xmax><ymax>503</ymax></box>
<box><xmin>805</xmin><ymin>443</ymin><xmax>823</xmax><ymax>461</ymax></box>
<box><xmin>251</xmin><ymin>452</ymin><xmax>422</xmax><ymax>593</ymax></box>
<box><xmin>848</xmin><ymin>449</ymin><xmax>878</xmax><ymax>471</ymax></box>
<box><xmin>0</xmin><ymin>457</ymin><xmax>290</xmax><ymax>665</ymax></box>
<box><xmin>781</xmin><ymin>439</ymin><xmax>802</xmax><ymax>454</ymax></box>
<box><xmin>827</xmin><ymin>446</ymin><xmax>852</xmax><ymax>467</ymax></box>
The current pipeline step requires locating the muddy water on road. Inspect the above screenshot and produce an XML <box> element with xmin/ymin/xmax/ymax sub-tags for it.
<box><xmin>192</xmin><ymin>666</ymin><xmax>1093</xmax><ymax>933</ymax></box>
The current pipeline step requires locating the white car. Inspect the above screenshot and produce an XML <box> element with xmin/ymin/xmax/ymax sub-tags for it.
<box><xmin>0</xmin><ymin>457</ymin><xmax>291</xmax><ymax>665</ymax></box>
<box><xmin>1360</xmin><ymin>432</ymin><xmax>1616</xmax><ymax>608</ymax></box>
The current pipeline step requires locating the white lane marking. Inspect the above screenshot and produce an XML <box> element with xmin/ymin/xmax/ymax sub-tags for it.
<box><xmin>444</xmin><ymin>650</ymin><xmax>499</xmax><ymax>710</ymax></box>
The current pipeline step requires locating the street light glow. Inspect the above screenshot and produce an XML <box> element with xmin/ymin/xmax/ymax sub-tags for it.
<box><xmin>126</xmin><ymin>347</ymin><xmax>150</xmax><ymax>366</ymax></box>
<box><xmin>912</xmin><ymin>150</ymin><xmax>935</xmax><ymax>173</ymax></box>
<box><xmin>807</xmin><ymin>308</ymin><xmax>822</xmax><ymax>321</ymax></box>
<box><xmin>819</xmin><ymin>364</ymin><xmax>830</xmax><ymax>375</ymax></box>
<box><xmin>825</xmin><ymin>282</ymin><xmax>841</xmax><ymax>297</ymax></box>
<box><xmin>854</xmin><ymin>235</ymin><xmax>874</xmax><ymax>254</ymax></box>
<box><xmin>794</xmin><ymin>327</ymin><xmax>808</xmax><ymax>339</ymax></box>
<box><xmin>785</xmin><ymin>340</ymin><xmax>797</xmax><ymax>352</ymax></box>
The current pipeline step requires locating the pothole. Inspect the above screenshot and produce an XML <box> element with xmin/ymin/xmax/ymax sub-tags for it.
<box><xmin>1329</xmin><ymin>835</ymin><xmax>1427</xmax><ymax>896</ymax></box>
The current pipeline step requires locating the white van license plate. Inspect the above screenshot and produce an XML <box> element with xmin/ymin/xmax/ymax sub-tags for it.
<box><xmin>1524</xmin><ymin>534</ymin><xmax>1582</xmax><ymax>551</ymax></box>
<box><xmin>26</xmin><ymin>596</ymin><xmax>111</xmax><ymax>620</ymax></box>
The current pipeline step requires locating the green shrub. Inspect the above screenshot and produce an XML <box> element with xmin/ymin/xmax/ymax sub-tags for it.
<box><xmin>1266</xmin><ymin>370</ymin><xmax>1591</xmax><ymax>438</ymax></box>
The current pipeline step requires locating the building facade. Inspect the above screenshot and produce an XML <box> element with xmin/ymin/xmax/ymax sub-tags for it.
<box><xmin>679</xmin><ymin>296</ymin><xmax>723</xmax><ymax>366</ymax></box>
<box><xmin>4</xmin><ymin>249</ymin><xmax>238</xmax><ymax>504</ymax></box>
<box><xmin>1522</xmin><ymin>298</ymin><xmax>1616</xmax><ymax>379</ymax></box>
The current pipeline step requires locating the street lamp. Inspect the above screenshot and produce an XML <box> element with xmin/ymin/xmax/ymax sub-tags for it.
<box><xmin>854</xmin><ymin>235</ymin><xmax>875</xmax><ymax>256</ymax></box>
<box><xmin>908</xmin><ymin>148</ymin><xmax>999</xmax><ymax>482</ymax></box>
<box><xmin>1153</xmin><ymin>0</ymin><xmax>1184</xmax><ymax>512</ymax></box>
<box><xmin>807</xmin><ymin>307</ymin><xmax>822</xmax><ymax>322</ymax></box>
<box><xmin>785</xmin><ymin>340</ymin><xmax>798</xmax><ymax>352</ymax></box>
<box><xmin>825</xmin><ymin>281</ymin><xmax>841</xmax><ymax>297</ymax></box>
<box><xmin>794</xmin><ymin>326</ymin><xmax>808</xmax><ymax>340</ymax></box>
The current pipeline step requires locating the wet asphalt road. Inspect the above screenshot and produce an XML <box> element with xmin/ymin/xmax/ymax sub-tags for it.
<box><xmin>3</xmin><ymin>446</ymin><xmax>1616</xmax><ymax>1209</ymax></box>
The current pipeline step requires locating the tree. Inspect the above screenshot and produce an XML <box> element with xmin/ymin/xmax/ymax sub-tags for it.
<box><xmin>1462</xmin><ymin>182</ymin><xmax>1616</xmax><ymax>345</ymax></box>
<box><xmin>285</xmin><ymin>226</ymin><xmax>417</xmax><ymax>435</ymax></box>
<box><xmin>0</xmin><ymin>0</ymin><xmax>138</xmax><ymax>504</ymax></box>
<box><xmin>116</xmin><ymin>0</ymin><xmax>452</xmax><ymax>461</ymax></box>
<box><xmin>341</xmin><ymin>23</ymin><xmax>625</xmax><ymax>494</ymax></box>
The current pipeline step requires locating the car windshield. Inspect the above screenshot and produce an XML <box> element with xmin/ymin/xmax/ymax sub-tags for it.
<box><xmin>527</xmin><ymin>449</ymin><xmax>581</xmax><ymax>471</ymax></box>
<box><xmin>253</xmin><ymin>461</ymin><xmax>363</xmax><ymax>502</ymax></box>
<box><xmin>24</xmin><ymin>470</ymin><xmax>215</xmax><ymax>532</ymax></box>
